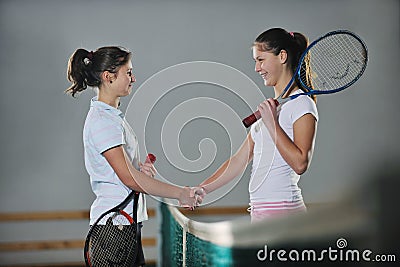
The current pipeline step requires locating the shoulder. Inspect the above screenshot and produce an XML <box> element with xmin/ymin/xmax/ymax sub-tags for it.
<box><xmin>294</xmin><ymin>95</ymin><xmax>317</xmax><ymax>112</ymax></box>
<box><xmin>85</xmin><ymin>107</ymin><xmax>123</xmax><ymax>135</ymax></box>
<box><xmin>282</xmin><ymin>95</ymin><xmax>318</xmax><ymax>122</ymax></box>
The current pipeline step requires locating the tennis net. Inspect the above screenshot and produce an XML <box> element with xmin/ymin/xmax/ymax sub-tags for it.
<box><xmin>159</xmin><ymin>197</ymin><xmax>379</xmax><ymax>267</ymax></box>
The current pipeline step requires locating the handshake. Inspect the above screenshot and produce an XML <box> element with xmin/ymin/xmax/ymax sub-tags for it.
<box><xmin>141</xmin><ymin>154</ymin><xmax>208</xmax><ymax>210</ymax></box>
<box><xmin>178</xmin><ymin>186</ymin><xmax>207</xmax><ymax>210</ymax></box>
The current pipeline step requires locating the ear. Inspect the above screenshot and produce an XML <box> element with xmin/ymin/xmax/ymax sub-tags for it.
<box><xmin>279</xmin><ymin>50</ymin><xmax>288</xmax><ymax>64</ymax></box>
<box><xmin>101</xmin><ymin>71</ymin><xmax>115</xmax><ymax>84</ymax></box>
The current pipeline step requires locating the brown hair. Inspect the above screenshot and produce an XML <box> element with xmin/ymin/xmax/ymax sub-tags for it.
<box><xmin>253</xmin><ymin>28</ymin><xmax>315</xmax><ymax>102</ymax></box>
<box><xmin>66</xmin><ymin>46</ymin><xmax>131</xmax><ymax>97</ymax></box>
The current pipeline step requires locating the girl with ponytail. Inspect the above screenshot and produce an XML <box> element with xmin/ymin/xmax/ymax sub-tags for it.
<box><xmin>198</xmin><ymin>28</ymin><xmax>319</xmax><ymax>222</ymax></box>
<box><xmin>66</xmin><ymin>46</ymin><xmax>203</xmax><ymax>265</ymax></box>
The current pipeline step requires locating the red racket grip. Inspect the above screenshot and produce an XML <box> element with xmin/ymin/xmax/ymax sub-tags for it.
<box><xmin>137</xmin><ymin>154</ymin><xmax>157</xmax><ymax>194</ymax></box>
<box><xmin>242</xmin><ymin>99</ymin><xmax>279</xmax><ymax>128</ymax></box>
<box><xmin>145</xmin><ymin>153</ymin><xmax>156</xmax><ymax>164</ymax></box>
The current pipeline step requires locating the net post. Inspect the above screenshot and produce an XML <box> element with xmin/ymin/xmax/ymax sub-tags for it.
<box><xmin>182</xmin><ymin>224</ymin><xmax>187</xmax><ymax>266</ymax></box>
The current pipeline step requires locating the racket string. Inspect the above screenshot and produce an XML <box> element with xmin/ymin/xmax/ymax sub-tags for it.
<box><xmin>322</xmin><ymin>36</ymin><xmax>364</xmax><ymax>87</ymax></box>
<box><xmin>87</xmin><ymin>213</ymin><xmax>138</xmax><ymax>266</ymax></box>
<box><xmin>301</xmin><ymin>33</ymin><xmax>367</xmax><ymax>92</ymax></box>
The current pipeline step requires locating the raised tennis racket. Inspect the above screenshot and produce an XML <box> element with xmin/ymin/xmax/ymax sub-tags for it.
<box><xmin>242</xmin><ymin>30</ymin><xmax>368</xmax><ymax>128</ymax></box>
<box><xmin>84</xmin><ymin>153</ymin><xmax>156</xmax><ymax>267</ymax></box>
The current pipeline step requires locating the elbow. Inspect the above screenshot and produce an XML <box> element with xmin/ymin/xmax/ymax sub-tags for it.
<box><xmin>294</xmin><ymin>166</ymin><xmax>307</xmax><ymax>175</ymax></box>
<box><xmin>118</xmin><ymin>170</ymin><xmax>143</xmax><ymax>192</ymax></box>
<box><xmin>292</xmin><ymin>149</ymin><xmax>314</xmax><ymax>175</ymax></box>
<box><xmin>293</xmin><ymin>160</ymin><xmax>309</xmax><ymax>175</ymax></box>
<box><xmin>120</xmin><ymin>176</ymin><xmax>140</xmax><ymax>192</ymax></box>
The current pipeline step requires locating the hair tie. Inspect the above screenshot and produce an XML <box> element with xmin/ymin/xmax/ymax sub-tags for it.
<box><xmin>83</xmin><ymin>51</ymin><xmax>94</xmax><ymax>66</ymax></box>
<box><xmin>289</xmin><ymin>32</ymin><xmax>294</xmax><ymax>37</ymax></box>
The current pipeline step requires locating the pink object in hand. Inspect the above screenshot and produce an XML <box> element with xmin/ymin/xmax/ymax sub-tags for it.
<box><xmin>146</xmin><ymin>153</ymin><xmax>156</xmax><ymax>164</ymax></box>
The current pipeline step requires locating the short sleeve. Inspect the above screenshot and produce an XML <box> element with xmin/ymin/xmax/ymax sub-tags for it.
<box><xmin>89</xmin><ymin>115</ymin><xmax>125</xmax><ymax>154</ymax></box>
<box><xmin>290</xmin><ymin>95</ymin><xmax>319</xmax><ymax>124</ymax></box>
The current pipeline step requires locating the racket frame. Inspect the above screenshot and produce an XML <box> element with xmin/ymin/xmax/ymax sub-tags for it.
<box><xmin>83</xmin><ymin>153</ymin><xmax>155</xmax><ymax>266</ymax></box>
<box><xmin>242</xmin><ymin>29</ymin><xmax>368</xmax><ymax>128</ymax></box>
<box><xmin>287</xmin><ymin>29</ymin><xmax>368</xmax><ymax>100</ymax></box>
<box><xmin>84</xmin><ymin>191</ymin><xmax>139</xmax><ymax>267</ymax></box>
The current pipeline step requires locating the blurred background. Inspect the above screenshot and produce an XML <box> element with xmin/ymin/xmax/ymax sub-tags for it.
<box><xmin>0</xmin><ymin>0</ymin><xmax>399</xmax><ymax>265</ymax></box>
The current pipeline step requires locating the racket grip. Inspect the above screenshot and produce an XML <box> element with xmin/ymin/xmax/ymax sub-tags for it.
<box><xmin>242</xmin><ymin>111</ymin><xmax>261</xmax><ymax>128</ymax></box>
<box><xmin>242</xmin><ymin>99</ymin><xmax>279</xmax><ymax>128</ymax></box>
<box><xmin>145</xmin><ymin>153</ymin><xmax>156</xmax><ymax>164</ymax></box>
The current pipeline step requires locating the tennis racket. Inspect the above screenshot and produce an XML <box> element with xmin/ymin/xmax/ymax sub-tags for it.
<box><xmin>84</xmin><ymin>153</ymin><xmax>156</xmax><ymax>267</ymax></box>
<box><xmin>242</xmin><ymin>30</ymin><xmax>368</xmax><ymax>128</ymax></box>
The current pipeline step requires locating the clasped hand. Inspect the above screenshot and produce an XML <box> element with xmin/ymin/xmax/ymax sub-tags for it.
<box><xmin>179</xmin><ymin>186</ymin><xmax>206</xmax><ymax>210</ymax></box>
<box><xmin>140</xmin><ymin>159</ymin><xmax>206</xmax><ymax>210</ymax></box>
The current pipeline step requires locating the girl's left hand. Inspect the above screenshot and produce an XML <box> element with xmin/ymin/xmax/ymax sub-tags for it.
<box><xmin>139</xmin><ymin>162</ymin><xmax>156</xmax><ymax>177</ymax></box>
<box><xmin>258</xmin><ymin>98</ymin><xmax>278</xmax><ymax>131</ymax></box>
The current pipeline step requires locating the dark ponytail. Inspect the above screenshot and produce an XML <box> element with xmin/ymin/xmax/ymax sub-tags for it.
<box><xmin>253</xmin><ymin>28</ymin><xmax>316</xmax><ymax>102</ymax></box>
<box><xmin>66</xmin><ymin>46</ymin><xmax>132</xmax><ymax>97</ymax></box>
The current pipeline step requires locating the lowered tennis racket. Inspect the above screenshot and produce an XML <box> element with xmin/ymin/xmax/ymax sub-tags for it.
<box><xmin>84</xmin><ymin>153</ymin><xmax>156</xmax><ymax>267</ymax></box>
<box><xmin>242</xmin><ymin>30</ymin><xmax>368</xmax><ymax>128</ymax></box>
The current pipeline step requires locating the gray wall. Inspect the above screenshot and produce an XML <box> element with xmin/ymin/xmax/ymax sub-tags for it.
<box><xmin>0</xmin><ymin>0</ymin><xmax>399</xmax><ymax>264</ymax></box>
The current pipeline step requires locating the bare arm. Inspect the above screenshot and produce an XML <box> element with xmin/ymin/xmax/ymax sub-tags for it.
<box><xmin>199</xmin><ymin>133</ymin><xmax>254</xmax><ymax>193</ymax></box>
<box><xmin>259</xmin><ymin>98</ymin><xmax>317</xmax><ymax>175</ymax></box>
<box><xmin>102</xmin><ymin>145</ymin><xmax>195</xmax><ymax>205</ymax></box>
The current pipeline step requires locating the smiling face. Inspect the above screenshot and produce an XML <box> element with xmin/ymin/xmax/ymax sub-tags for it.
<box><xmin>98</xmin><ymin>60</ymin><xmax>137</xmax><ymax>107</ymax></box>
<box><xmin>110</xmin><ymin>61</ymin><xmax>136</xmax><ymax>97</ymax></box>
<box><xmin>252</xmin><ymin>47</ymin><xmax>284</xmax><ymax>88</ymax></box>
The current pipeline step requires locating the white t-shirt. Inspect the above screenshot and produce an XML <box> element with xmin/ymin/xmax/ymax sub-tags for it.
<box><xmin>83</xmin><ymin>97</ymin><xmax>148</xmax><ymax>224</ymax></box>
<box><xmin>249</xmin><ymin>90</ymin><xmax>318</xmax><ymax>203</ymax></box>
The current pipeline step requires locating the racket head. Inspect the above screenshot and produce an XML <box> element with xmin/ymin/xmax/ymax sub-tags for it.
<box><xmin>297</xmin><ymin>30</ymin><xmax>368</xmax><ymax>94</ymax></box>
<box><xmin>84</xmin><ymin>210</ymin><xmax>138</xmax><ymax>267</ymax></box>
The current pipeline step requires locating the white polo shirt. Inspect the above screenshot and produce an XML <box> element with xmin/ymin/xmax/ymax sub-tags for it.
<box><xmin>83</xmin><ymin>97</ymin><xmax>148</xmax><ymax>224</ymax></box>
<box><xmin>249</xmin><ymin>90</ymin><xmax>318</xmax><ymax>203</ymax></box>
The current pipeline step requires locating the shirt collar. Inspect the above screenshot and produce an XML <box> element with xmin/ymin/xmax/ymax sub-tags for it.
<box><xmin>289</xmin><ymin>89</ymin><xmax>303</xmax><ymax>96</ymax></box>
<box><xmin>90</xmin><ymin>96</ymin><xmax>124</xmax><ymax>118</ymax></box>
